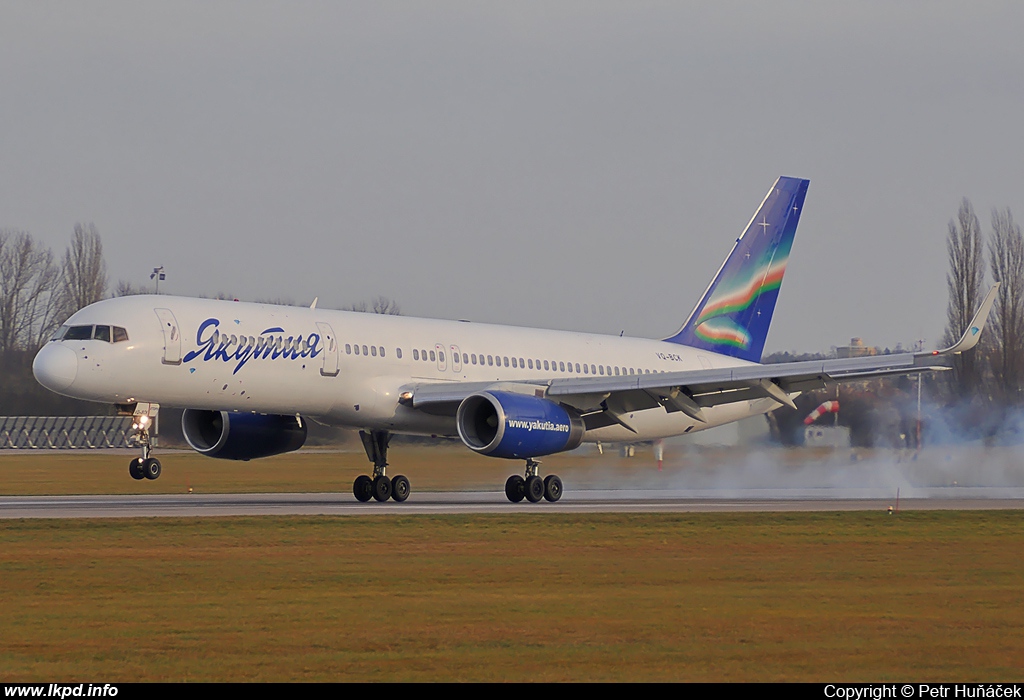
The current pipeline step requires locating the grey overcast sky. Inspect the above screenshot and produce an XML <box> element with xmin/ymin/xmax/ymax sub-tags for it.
<box><xmin>2</xmin><ymin>2</ymin><xmax>1022</xmax><ymax>353</ymax></box>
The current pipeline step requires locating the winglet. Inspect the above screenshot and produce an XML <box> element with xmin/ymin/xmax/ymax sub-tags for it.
<box><xmin>310</xmin><ymin>297</ymin><xmax>318</xmax><ymax>310</ymax></box>
<box><xmin>923</xmin><ymin>284</ymin><xmax>999</xmax><ymax>357</ymax></box>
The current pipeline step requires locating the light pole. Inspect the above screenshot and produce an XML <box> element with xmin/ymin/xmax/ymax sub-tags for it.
<box><xmin>151</xmin><ymin>266</ymin><xmax>165</xmax><ymax>294</ymax></box>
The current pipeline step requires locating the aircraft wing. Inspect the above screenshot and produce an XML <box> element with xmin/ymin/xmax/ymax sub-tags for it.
<box><xmin>405</xmin><ymin>285</ymin><xmax>998</xmax><ymax>429</ymax></box>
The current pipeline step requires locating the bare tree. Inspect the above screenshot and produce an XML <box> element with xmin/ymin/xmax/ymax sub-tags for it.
<box><xmin>988</xmin><ymin>207</ymin><xmax>1024</xmax><ymax>403</ymax></box>
<box><xmin>943</xmin><ymin>198</ymin><xmax>986</xmax><ymax>398</ymax></box>
<box><xmin>0</xmin><ymin>230</ymin><xmax>60</xmax><ymax>354</ymax></box>
<box><xmin>114</xmin><ymin>280</ymin><xmax>151</xmax><ymax>297</ymax></box>
<box><xmin>346</xmin><ymin>296</ymin><xmax>401</xmax><ymax>315</ymax></box>
<box><xmin>371</xmin><ymin>296</ymin><xmax>401</xmax><ymax>315</ymax></box>
<box><xmin>59</xmin><ymin>223</ymin><xmax>108</xmax><ymax>316</ymax></box>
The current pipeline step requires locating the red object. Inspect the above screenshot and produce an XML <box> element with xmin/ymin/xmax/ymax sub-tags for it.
<box><xmin>804</xmin><ymin>400</ymin><xmax>840</xmax><ymax>425</ymax></box>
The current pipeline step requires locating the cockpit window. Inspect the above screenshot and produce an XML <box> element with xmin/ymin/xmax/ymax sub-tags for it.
<box><xmin>93</xmin><ymin>325</ymin><xmax>111</xmax><ymax>342</ymax></box>
<box><xmin>50</xmin><ymin>325</ymin><xmax>69</xmax><ymax>341</ymax></box>
<box><xmin>113</xmin><ymin>327</ymin><xmax>129</xmax><ymax>343</ymax></box>
<box><xmin>64</xmin><ymin>325</ymin><xmax>93</xmax><ymax>341</ymax></box>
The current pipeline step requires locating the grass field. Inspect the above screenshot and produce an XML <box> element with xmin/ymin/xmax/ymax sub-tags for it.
<box><xmin>2</xmin><ymin>511</ymin><xmax>1023</xmax><ymax>682</ymax></box>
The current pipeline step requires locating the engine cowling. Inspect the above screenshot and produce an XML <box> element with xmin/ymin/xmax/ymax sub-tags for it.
<box><xmin>456</xmin><ymin>391</ymin><xmax>585</xmax><ymax>459</ymax></box>
<box><xmin>181</xmin><ymin>409</ymin><xmax>307</xmax><ymax>460</ymax></box>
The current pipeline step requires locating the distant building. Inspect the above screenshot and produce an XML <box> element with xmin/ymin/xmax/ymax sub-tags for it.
<box><xmin>804</xmin><ymin>425</ymin><xmax>851</xmax><ymax>448</ymax></box>
<box><xmin>835</xmin><ymin>337</ymin><xmax>878</xmax><ymax>359</ymax></box>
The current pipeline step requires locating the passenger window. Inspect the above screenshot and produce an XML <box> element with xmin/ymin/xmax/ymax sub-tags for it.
<box><xmin>558</xmin><ymin>361</ymin><xmax>564</xmax><ymax>371</ymax></box>
<box><xmin>567</xmin><ymin>363</ymin><xmax>573</xmax><ymax>373</ymax></box>
<box><xmin>574</xmin><ymin>363</ymin><xmax>580</xmax><ymax>373</ymax></box>
<box><xmin>361</xmin><ymin>345</ymin><xmax>367</xmax><ymax>355</ymax></box>
<box><xmin>599</xmin><ymin>365</ymin><xmax>604</xmax><ymax>375</ymax></box>
<box><xmin>583</xmin><ymin>364</ymin><xmax>589</xmax><ymax>374</ymax></box>
<box><xmin>503</xmin><ymin>357</ymin><xmax>509</xmax><ymax>367</ymax></box>
<box><xmin>113</xmin><ymin>326</ymin><xmax>129</xmax><ymax>343</ymax></box>
<box><xmin>439</xmin><ymin>351</ymin><xmax>445</xmax><ymax>362</ymax></box>
<box><xmin>487</xmin><ymin>355</ymin><xmax>493</xmax><ymax>366</ymax></box>
<box><xmin>346</xmin><ymin>344</ymin><xmax>352</xmax><ymax>354</ymax></box>
<box><xmin>371</xmin><ymin>346</ymin><xmax>377</xmax><ymax>357</ymax></box>
<box><xmin>430</xmin><ymin>351</ymin><xmax>436</xmax><ymax>361</ymax></box>
<box><xmin>354</xmin><ymin>345</ymin><xmax>361</xmax><ymax>355</ymax></box>
<box><xmin>380</xmin><ymin>347</ymin><xmax>385</xmax><ymax>358</ymax></box>
<box><xmin>413</xmin><ymin>348</ymin><xmax>419</xmax><ymax>360</ymax></box>
<box><xmin>462</xmin><ymin>353</ymin><xmax>468</xmax><ymax>364</ymax></box>
<box><xmin>396</xmin><ymin>348</ymin><xmax>402</xmax><ymax>359</ymax></box>
<box><xmin>92</xmin><ymin>325</ymin><xmax>111</xmax><ymax>342</ymax></box>
<box><xmin>614</xmin><ymin>366</ymin><xmax>620</xmax><ymax>376</ymax></box>
<box><xmin>511</xmin><ymin>357</ymin><xmax>517</xmax><ymax>368</ymax></box>
<box><xmin>471</xmin><ymin>354</ymin><xmax>477</xmax><ymax>365</ymax></box>
<box><xmin>543</xmin><ymin>360</ymin><xmax>549</xmax><ymax>371</ymax></box>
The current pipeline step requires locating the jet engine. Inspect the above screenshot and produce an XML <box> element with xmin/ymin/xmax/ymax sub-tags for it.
<box><xmin>181</xmin><ymin>409</ymin><xmax>307</xmax><ymax>460</ymax></box>
<box><xmin>456</xmin><ymin>390</ymin><xmax>585</xmax><ymax>459</ymax></box>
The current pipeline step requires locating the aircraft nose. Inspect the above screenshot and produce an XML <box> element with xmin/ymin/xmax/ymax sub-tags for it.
<box><xmin>33</xmin><ymin>343</ymin><xmax>78</xmax><ymax>392</ymax></box>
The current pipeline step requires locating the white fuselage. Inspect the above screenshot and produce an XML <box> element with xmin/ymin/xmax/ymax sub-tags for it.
<box><xmin>34</xmin><ymin>295</ymin><xmax>772</xmax><ymax>444</ymax></box>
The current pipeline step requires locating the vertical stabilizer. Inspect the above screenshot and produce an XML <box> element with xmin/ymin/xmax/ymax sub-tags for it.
<box><xmin>664</xmin><ymin>176</ymin><xmax>809</xmax><ymax>362</ymax></box>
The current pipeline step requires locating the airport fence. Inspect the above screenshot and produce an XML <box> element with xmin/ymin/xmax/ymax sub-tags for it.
<box><xmin>0</xmin><ymin>416</ymin><xmax>133</xmax><ymax>449</ymax></box>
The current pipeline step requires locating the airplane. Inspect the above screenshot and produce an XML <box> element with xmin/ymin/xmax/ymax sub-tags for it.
<box><xmin>31</xmin><ymin>177</ymin><xmax>997</xmax><ymax>504</ymax></box>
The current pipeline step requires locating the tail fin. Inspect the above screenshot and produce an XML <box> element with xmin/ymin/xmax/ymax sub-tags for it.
<box><xmin>664</xmin><ymin>176</ymin><xmax>810</xmax><ymax>362</ymax></box>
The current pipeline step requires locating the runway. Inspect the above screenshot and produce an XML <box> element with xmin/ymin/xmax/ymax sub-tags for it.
<box><xmin>3</xmin><ymin>488</ymin><xmax>1024</xmax><ymax>518</ymax></box>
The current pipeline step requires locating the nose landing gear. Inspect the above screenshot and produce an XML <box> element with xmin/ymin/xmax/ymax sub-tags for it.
<box><xmin>127</xmin><ymin>403</ymin><xmax>161</xmax><ymax>481</ymax></box>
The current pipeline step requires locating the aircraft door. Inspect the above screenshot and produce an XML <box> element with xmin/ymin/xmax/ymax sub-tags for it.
<box><xmin>450</xmin><ymin>345</ymin><xmax>462</xmax><ymax>373</ymax></box>
<box><xmin>316</xmin><ymin>322</ymin><xmax>340</xmax><ymax>377</ymax></box>
<box><xmin>153</xmin><ymin>308</ymin><xmax>181</xmax><ymax>365</ymax></box>
<box><xmin>435</xmin><ymin>343</ymin><xmax>447</xmax><ymax>372</ymax></box>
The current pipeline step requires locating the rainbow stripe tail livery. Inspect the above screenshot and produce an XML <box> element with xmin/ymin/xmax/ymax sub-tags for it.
<box><xmin>665</xmin><ymin>176</ymin><xmax>810</xmax><ymax>362</ymax></box>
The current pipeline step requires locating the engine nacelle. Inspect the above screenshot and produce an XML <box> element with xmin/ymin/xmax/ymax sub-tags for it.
<box><xmin>181</xmin><ymin>409</ymin><xmax>307</xmax><ymax>460</ymax></box>
<box><xmin>456</xmin><ymin>391</ymin><xmax>585</xmax><ymax>459</ymax></box>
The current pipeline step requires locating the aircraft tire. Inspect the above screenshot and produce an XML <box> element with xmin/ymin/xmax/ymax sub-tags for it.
<box><xmin>524</xmin><ymin>475</ymin><xmax>545</xmax><ymax>503</ymax></box>
<box><xmin>372</xmin><ymin>475</ymin><xmax>392</xmax><ymax>502</ymax></box>
<box><xmin>543</xmin><ymin>475</ymin><xmax>562</xmax><ymax>502</ymax></box>
<box><xmin>143</xmin><ymin>458</ymin><xmax>162</xmax><ymax>480</ymax></box>
<box><xmin>505</xmin><ymin>475</ymin><xmax>525</xmax><ymax>503</ymax></box>
<box><xmin>129</xmin><ymin>459</ymin><xmax>145</xmax><ymax>480</ymax></box>
<box><xmin>353</xmin><ymin>475</ymin><xmax>373</xmax><ymax>502</ymax></box>
<box><xmin>391</xmin><ymin>475</ymin><xmax>410</xmax><ymax>502</ymax></box>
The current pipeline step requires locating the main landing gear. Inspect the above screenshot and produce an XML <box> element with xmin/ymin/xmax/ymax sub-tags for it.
<box><xmin>354</xmin><ymin>430</ymin><xmax>410</xmax><ymax>503</ymax></box>
<box><xmin>127</xmin><ymin>403</ymin><xmax>161</xmax><ymax>481</ymax></box>
<box><xmin>505</xmin><ymin>458</ymin><xmax>562</xmax><ymax>504</ymax></box>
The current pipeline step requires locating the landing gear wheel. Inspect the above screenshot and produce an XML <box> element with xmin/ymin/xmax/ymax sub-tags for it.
<box><xmin>372</xmin><ymin>475</ymin><xmax>392</xmax><ymax>502</ymax></box>
<box><xmin>129</xmin><ymin>459</ymin><xmax>145</xmax><ymax>480</ymax></box>
<box><xmin>505</xmin><ymin>475</ymin><xmax>526</xmax><ymax>503</ymax></box>
<box><xmin>391</xmin><ymin>475</ymin><xmax>410</xmax><ymax>502</ymax></box>
<box><xmin>524</xmin><ymin>475</ymin><xmax>545</xmax><ymax>503</ymax></box>
<box><xmin>353</xmin><ymin>475</ymin><xmax>373</xmax><ymax>502</ymax></box>
<box><xmin>142</xmin><ymin>458</ymin><xmax>162</xmax><ymax>480</ymax></box>
<box><xmin>543</xmin><ymin>474</ymin><xmax>563</xmax><ymax>502</ymax></box>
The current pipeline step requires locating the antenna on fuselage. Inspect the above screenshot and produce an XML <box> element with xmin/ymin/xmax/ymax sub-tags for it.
<box><xmin>310</xmin><ymin>297</ymin><xmax>318</xmax><ymax>309</ymax></box>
